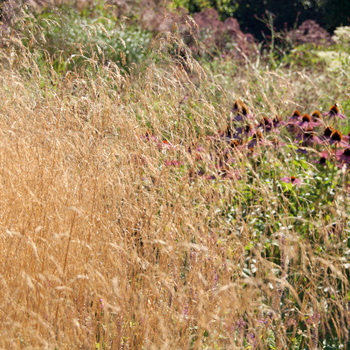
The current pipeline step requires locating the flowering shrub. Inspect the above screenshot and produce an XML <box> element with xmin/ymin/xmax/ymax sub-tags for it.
<box><xmin>287</xmin><ymin>20</ymin><xmax>333</xmax><ymax>46</ymax></box>
<box><xmin>333</xmin><ymin>26</ymin><xmax>350</xmax><ymax>45</ymax></box>
<box><xmin>188</xmin><ymin>8</ymin><xmax>255</xmax><ymax>58</ymax></box>
<box><xmin>314</xmin><ymin>26</ymin><xmax>350</xmax><ymax>73</ymax></box>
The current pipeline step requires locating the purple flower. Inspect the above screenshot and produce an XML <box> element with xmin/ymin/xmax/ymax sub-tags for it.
<box><xmin>310</xmin><ymin>110</ymin><xmax>323</xmax><ymax>123</ymax></box>
<box><xmin>141</xmin><ymin>130</ymin><xmax>158</xmax><ymax>142</ymax></box>
<box><xmin>295</xmin><ymin>127</ymin><xmax>320</xmax><ymax>146</ymax></box>
<box><xmin>202</xmin><ymin>173</ymin><xmax>217</xmax><ymax>180</ymax></box>
<box><xmin>286</xmin><ymin>109</ymin><xmax>302</xmax><ymax>133</ymax></box>
<box><xmin>318</xmin><ymin>125</ymin><xmax>335</xmax><ymax>144</ymax></box>
<box><xmin>342</xmin><ymin>131</ymin><xmax>350</xmax><ymax>143</ymax></box>
<box><xmin>247</xmin><ymin>332</ymin><xmax>257</xmax><ymax>348</ymax></box>
<box><xmin>319</xmin><ymin>127</ymin><xmax>347</xmax><ymax>146</ymax></box>
<box><xmin>329</xmin><ymin>130</ymin><xmax>345</xmax><ymax>146</ymax></box>
<box><xmin>246</xmin><ymin>131</ymin><xmax>263</xmax><ymax>148</ymax></box>
<box><xmin>336</xmin><ymin>148</ymin><xmax>350</xmax><ymax>165</ymax></box>
<box><xmin>183</xmin><ymin>302</ymin><xmax>189</xmax><ymax>316</ymax></box>
<box><xmin>289</xmin><ymin>114</ymin><xmax>321</xmax><ymax>130</ymax></box>
<box><xmin>280</xmin><ymin>176</ymin><xmax>301</xmax><ymax>186</ymax></box>
<box><xmin>257</xmin><ymin>116</ymin><xmax>283</xmax><ymax>133</ymax></box>
<box><xmin>323</xmin><ymin>104</ymin><xmax>346</xmax><ymax>120</ymax></box>
<box><xmin>287</xmin><ymin>109</ymin><xmax>302</xmax><ymax>123</ymax></box>
<box><xmin>316</xmin><ymin>150</ymin><xmax>329</xmax><ymax>166</ymax></box>
<box><xmin>236</xmin><ymin>317</ymin><xmax>246</xmax><ymax>331</ymax></box>
<box><xmin>233</xmin><ymin>124</ymin><xmax>253</xmax><ymax>139</ymax></box>
<box><xmin>272</xmin><ymin>115</ymin><xmax>285</xmax><ymax>128</ymax></box>
<box><xmin>299</xmin><ymin>114</ymin><xmax>322</xmax><ymax>128</ymax></box>
<box><xmin>230</xmin><ymin>100</ymin><xmax>253</xmax><ymax>123</ymax></box>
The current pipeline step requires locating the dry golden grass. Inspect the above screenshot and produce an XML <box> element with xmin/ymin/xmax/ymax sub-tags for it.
<box><xmin>0</xmin><ymin>32</ymin><xmax>348</xmax><ymax>349</ymax></box>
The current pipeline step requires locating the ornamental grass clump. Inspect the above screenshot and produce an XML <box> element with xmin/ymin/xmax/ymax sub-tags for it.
<box><xmin>0</xmin><ymin>6</ymin><xmax>349</xmax><ymax>350</ymax></box>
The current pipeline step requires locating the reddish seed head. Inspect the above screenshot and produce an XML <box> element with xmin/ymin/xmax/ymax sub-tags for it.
<box><xmin>292</xmin><ymin>110</ymin><xmax>301</xmax><ymax>117</ymax></box>
<box><xmin>344</xmin><ymin>148</ymin><xmax>350</xmax><ymax>156</ymax></box>
<box><xmin>273</xmin><ymin>115</ymin><xmax>281</xmax><ymax>123</ymax></box>
<box><xmin>329</xmin><ymin>104</ymin><xmax>339</xmax><ymax>115</ymax></box>
<box><xmin>241</xmin><ymin>104</ymin><xmax>249</xmax><ymax>116</ymax></box>
<box><xmin>324</xmin><ymin>126</ymin><xmax>334</xmax><ymax>137</ymax></box>
<box><xmin>319</xmin><ymin>157</ymin><xmax>326</xmax><ymax>164</ymax></box>
<box><xmin>244</xmin><ymin>124</ymin><xmax>252</xmax><ymax>133</ymax></box>
<box><xmin>271</xmin><ymin>138</ymin><xmax>279</xmax><ymax>145</ymax></box>
<box><xmin>233</xmin><ymin>99</ymin><xmax>249</xmax><ymax>115</ymax></box>
<box><xmin>311</xmin><ymin>110</ymin><xmax>322</xmax><ymax>120</ymax></box>
<box><xmin>331</xmin><ymin>130</ymin><xmax>342</xmax><ymax>142</ymax></box>
<box><xmin>230</xmin><ymin>140</ymin><xmax>240</xmax><ymax>148</ymax></box>
<box><xmin>224</xmin><ymin>125</ymin><xmax>235</xmax><ymax>137</ymax></box>
<box><xmin>252</xmin><ymin>131</ymin><xmax>263</xmax><ymax>139</ymax></box>
<box><xmin>233</xmin><ymin>100</ymin><xmax>241</xmax><ymax>110</ymax></box>
<box><xmin>261</xmin><ymin>116</ymin><xmax>270</xmax><ymax>125</ymax></box>
<box><xmin>290</xmin><ymin>176</ymin><xmax>296</xmax><ymax>183</ymax></box>
<box><xmin>302</xmin><ymin>114</ymin><xmax>311</xmax><ymax>122</ymax></box>
<box><xmin>305</xmin><ymin>128</ymin><xmax>314</xmax><ymax>139</ymax></box>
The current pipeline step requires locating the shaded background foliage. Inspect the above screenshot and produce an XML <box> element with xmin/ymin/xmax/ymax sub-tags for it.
<box><xmin>173</xmin><ymin>0</ymin><xmax>350</xmax><ymax>39</ymax></box>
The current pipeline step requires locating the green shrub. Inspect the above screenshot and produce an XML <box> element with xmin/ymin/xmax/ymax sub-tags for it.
<box><xmin>19</xmin><ymin>4</ymin><xmax>152</xmax><ymax>73</ymax></box>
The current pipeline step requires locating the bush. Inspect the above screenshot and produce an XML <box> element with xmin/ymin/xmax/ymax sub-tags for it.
<box><xmin>18</xmin><ymin>3</ymin><xmax>152</xmax><ymax>73</ymax></box>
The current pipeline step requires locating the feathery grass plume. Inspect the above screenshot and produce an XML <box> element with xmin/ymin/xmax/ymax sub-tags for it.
<box><xmin>0</xmin><ymin>4</ymin><xmax>349</xmax><ymax>349</ymax></box>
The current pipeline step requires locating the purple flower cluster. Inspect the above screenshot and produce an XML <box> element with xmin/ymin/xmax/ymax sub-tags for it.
<box><xmin>140</xmin><ymin>100</ymin><xmax>349</xmax><ymax>183</ymax></box>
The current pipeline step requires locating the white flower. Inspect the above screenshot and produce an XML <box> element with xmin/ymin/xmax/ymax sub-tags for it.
<box><xmin>333</xmin><ymin>26</ymin><xmax>350</xmax><ymax>45</ymax></box>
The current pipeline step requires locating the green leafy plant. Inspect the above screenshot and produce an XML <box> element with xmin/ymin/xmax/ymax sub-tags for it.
<box><xmin>19</xmin><ymin>4</ymin><xmax>152</xmax><ymax>73</ymax></box>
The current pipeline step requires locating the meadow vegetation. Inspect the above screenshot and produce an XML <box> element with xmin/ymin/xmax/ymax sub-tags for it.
<box><xmin>0</xmin><ymin>1</ymin><xmax>349</xmax><ymax>349</ymax></box>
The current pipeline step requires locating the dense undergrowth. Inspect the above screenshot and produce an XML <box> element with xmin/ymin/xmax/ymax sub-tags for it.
<box><xmin>0</xmin><ymin>1</ymin><xmax>349</xmax><ymax>349</ymax></box>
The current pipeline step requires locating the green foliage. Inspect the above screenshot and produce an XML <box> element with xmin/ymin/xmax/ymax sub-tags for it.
<box><xmin>171</xmin><ymin>0</ymin><xmax>237</xmax><ymax>17</ymax></box>
<box><xmin>283</xmin><ymin>43</ymin><xmax>326</xmax><ymax>68</ymax></box>
<box><xmin>19</xmin><ymin>4</ymin><xmax>152</xmax><ymax>73</ymax></box>
<box><xmin>173</xmin><ymin>0</ymin><xmax>350</xmax><ymax>40</ymax></box>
